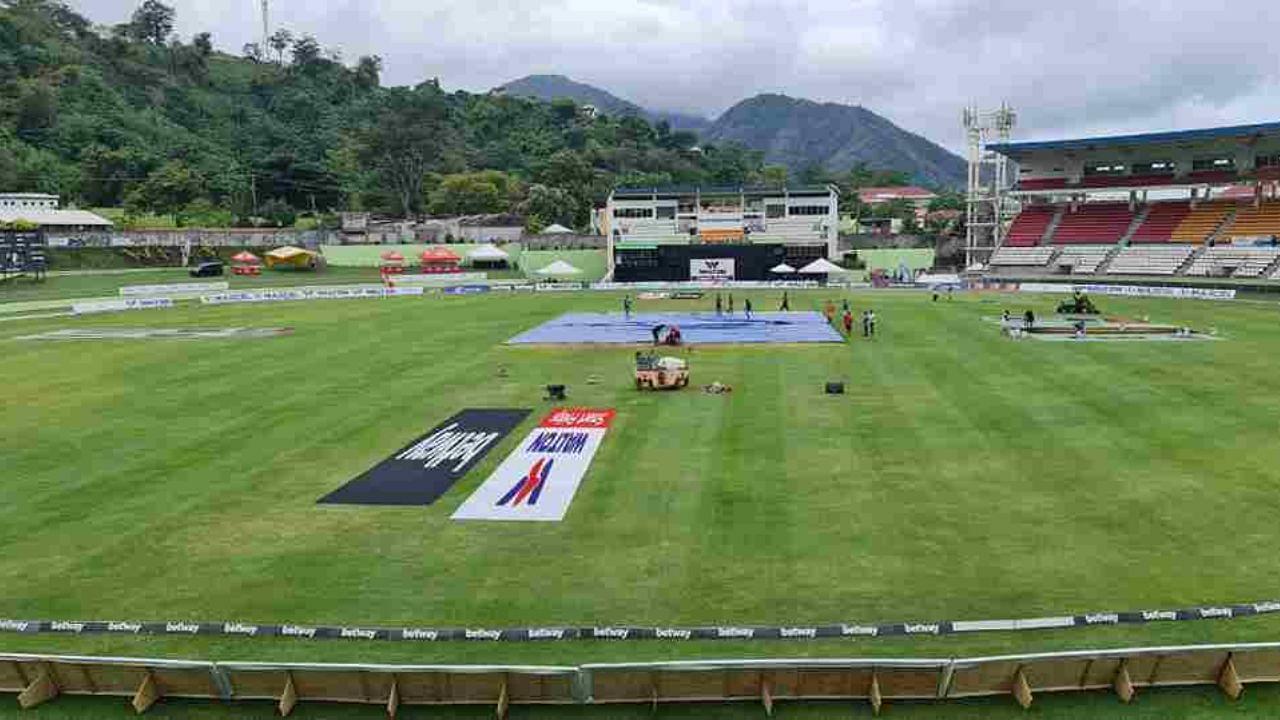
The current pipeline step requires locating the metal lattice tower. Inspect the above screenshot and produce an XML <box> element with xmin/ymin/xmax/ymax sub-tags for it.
<box><xmin>963</xmin><ymin>104</ymin><xmax>1016</xmax><ymax>269</ymax></box>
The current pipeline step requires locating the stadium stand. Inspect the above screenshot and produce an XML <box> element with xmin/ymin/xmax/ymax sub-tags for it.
<box><xmin>1052</xmin><ymin>246</ymin><xmax>1114</xmax><ymax>274</ymax></box>
<box><xmin>1221</xmin><ymin>201</ymin><xmax>1280</xmax><ymax>242</ymax></box>
<box><xmin>1051</xmin><ymin>203</ymin><xmax>1135</xmax><ymax>245</ymax></box>
<box><xmin>1170</xmin><ymin>201</ymin><xmax>1235</xmax><ymax>244</ymax></box>
<box><xmin>1184</xmin><ymin>245</ymin><xmax>1280</xmax><ymax>278</ymax></box>
<box><xmin>1016</xmin><ymin>178</ymin><xmax>1068</xmax><ymax>191</ymax></box>
<box><xmin>1129</xmin><ymin>202</ymin><xmax>1192</xmax><ymax>243</ymax></box>
<box><xmin>989</xmin><ymin>245</ymin><xmax>1058</xmax><ymax>267</ymax></box>
<box><xmin>1105</xmin><ymin>245</ymin><xmax>1197</xmax><ymax>275</ymax></box>
<box><xmin>1003</xmin><ymin>205</ymin><xmax>1057</xmax><ymax>246</ymax></box>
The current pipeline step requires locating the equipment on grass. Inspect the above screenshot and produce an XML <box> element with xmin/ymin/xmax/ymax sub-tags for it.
<box><xmin>545</xmin><ymin>384</ymin><xmax>566</xmax><ymax>401</ymax></box>
<box><xmin>635</xmin><ymin>353</ymin><xmax>689</xmax><ymax>391</ymax></box>
<box><xmin>825</xmin><ymin>382</ymin><xmax>845</xmax><ymax>395</ymax></box>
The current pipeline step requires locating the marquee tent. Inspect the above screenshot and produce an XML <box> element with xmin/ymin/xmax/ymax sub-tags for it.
<box><xmin>769</xmin><ymin>263</ymin><xmax>796</xmax><ymax>274</ymax></box>
<box><xmin>535</xmin><ymin>259</ymin><xmax>582</xmax><ymax>277</ymax></box>
<box><xmin>798</xmin><ymin>258</ymin><xmax>847</xmax><ymax>274</ymax></box>
<box><xmin>467</xmin><ymin>244</ymin><xmax>510</xmax><ymax>268</ymax></box>
<box><xmin>541</xmin><ymin>223</ymin><xmax>573</xmax><ymax>234</ymax></box>
<box><xmin>264</xmin><ymin>246</ymin><xmax>317</xmax><ymax>270</ymax></box>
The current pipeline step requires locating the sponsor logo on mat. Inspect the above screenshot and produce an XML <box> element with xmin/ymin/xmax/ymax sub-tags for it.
<box><xmin>451</xmin><ymin>408</ymin><xmax>615</xmax><ymax>522</ymax></box>
<box><xmin>319</xmin><ymin>409</ymin><xmax>530</xmax><ymax>506</ymax></box>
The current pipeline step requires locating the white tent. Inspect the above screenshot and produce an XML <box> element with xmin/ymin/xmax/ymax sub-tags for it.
<box><xmin>466</xmin><ymin>244</ymin><xmax>509</xmax><ymax>261</ymax></box>
<box><xmin>798</xmin><ymin>258</ymin><xmax>847</xmax><ymax>274</ymax></box>
<box><xmin>535</xmin><ymin>259</ymin><xmax>582</xmax><ymax>276</ymax></box>
<box><xmin>541</xmin><ymin>223</ymin><xmax>573</xmax><ymax>234</ymax></box>
<box><xmin>769</xmin><ymin>263</ymin><xmax>796</xmax><ymax>274</ymax></box>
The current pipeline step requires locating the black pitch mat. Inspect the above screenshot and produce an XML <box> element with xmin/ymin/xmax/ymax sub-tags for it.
<box><xmin>319</xmin><ymin>409</ymin><xmax>530</xmax><ymax>506</ymax></box>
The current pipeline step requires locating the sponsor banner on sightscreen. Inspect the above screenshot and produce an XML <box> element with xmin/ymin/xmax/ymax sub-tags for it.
<box><xmin>319</xmin><ymin>409</ymin><xmax>531</xmax><ymax>506</ymax></box>
<box><xmin>690</xmin><ymin>258</ymin><xmax>735</xmax><ymax>281</ymax></box>
<box><xmin>451</xmin><ymin>407</ymin><xmax>616</xmax><ymax>522</ymax></box>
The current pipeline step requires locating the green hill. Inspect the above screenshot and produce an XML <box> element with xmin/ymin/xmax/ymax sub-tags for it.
<box><xmin>0</xmin><ymin>1</ymin><xmax>767</xmax><ymax>227</ymax></box>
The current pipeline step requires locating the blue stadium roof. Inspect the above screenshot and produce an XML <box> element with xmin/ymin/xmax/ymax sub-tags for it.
<box><xmin>988</xmin><ymin>121</ymin><xmax>1280</xmax><ymax>156</ymax></box>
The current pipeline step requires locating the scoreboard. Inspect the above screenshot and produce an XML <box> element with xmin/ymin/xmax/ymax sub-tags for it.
<box><xmin>0</xmin><ymin>228</ymin><xmax>46</xmax><ymax>278</ymax></box>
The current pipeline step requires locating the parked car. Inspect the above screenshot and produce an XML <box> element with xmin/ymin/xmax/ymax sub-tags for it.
<box><xmin>189</xmin><ymin>261</ymin><xmax>224</xmax><ymax>278</ymax></box>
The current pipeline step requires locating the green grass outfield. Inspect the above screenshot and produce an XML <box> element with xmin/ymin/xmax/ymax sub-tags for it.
<box><xmin>4</xmin><ymin>286</ymin><xmax>1280</xmax><ymax>716</ymax></box>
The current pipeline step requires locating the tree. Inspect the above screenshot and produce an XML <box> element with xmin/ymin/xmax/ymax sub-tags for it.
<box><xmin>354</xmin><ymin>55</ymin><xmax>382</xmax><ymax>89</ymax></box>
<box><xmin>290</xmin><ymin>35</ymin><xmax>321</xmax><ymax>67</ymax></box>
<box><xmin>129</xmin><ymin>0</ymin><xmax>174</xmax><ymax>44</ymax></box>
<box><xmin>125</xmin><ymin>160</ymin><xmax>206</xmax><ymax>214</ymax></box>
<box><xmin>760</xmin><ymin>165</ymin><xmax>789</xmax><ymax>188</ymax></box>
<box><xmin>427</xmin><ymin>171</ymin><xmax>521</xmax><ymax>216</ymax></box>
<box><xmin>257</xmin><ymin>198</ymin><xmax>296</xmax><ymax>227</ymax></box>
<box><xmin>242</xmin><ymin>42</ymin><xmax>263</xmax><ymax>62</ymax></box>
<box><xmin>267</xmin><ymin>29</ymin><xmax>293</xmax><ymax>63</ymax></box>
<box><xmin>15</xmin><ymin>81</ymin><xmax>58</xmax><ymax>135</ymax></box>
<box><xmin>355</xmin><ymin>86</ymin><xmax>454</xmax><ymax>217</ymax></box>
<box><xmin>192</xmin><ymin>32</ymin><xmax>213</xmax><ymax>58</ymax></box>
<box><xmin>519</xmin><ymin>184</ymin><xmax>577</xmax><ymax>228</ymax></box>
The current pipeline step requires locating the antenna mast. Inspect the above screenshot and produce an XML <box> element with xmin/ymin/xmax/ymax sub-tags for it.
<box><xmin>260</xmin><ymin>0</ymin><xmax>269</xmax><ymax>52</ymax></box>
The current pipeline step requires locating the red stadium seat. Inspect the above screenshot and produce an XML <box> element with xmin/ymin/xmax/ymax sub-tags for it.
<box><xmin>1051</xmin><ymin>203</ymin><xmax>1134</xmax><ymax>245</ymax></box>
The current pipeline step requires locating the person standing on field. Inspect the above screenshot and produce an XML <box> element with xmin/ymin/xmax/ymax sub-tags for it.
<box><xmin>842</xmin><ymin>309</ymin><xmax>854</xmax><ymax>336</ymax></box>
<box><xmin>728</xmin><ymin>293</ymin><xmax>735</xmax><ymax>314</ymax></box>
<box><xmin>715</xmin><ymin>293</ymin><xmax>723</xmax><ymax>316</ymax></box>
<box><xmin>622</xmin><ymin>295</ymin><xmax>632</xmax><ymax>319</ymax></box>
<box><xmin>744</xmin><ymin>297</ymin><xmax>753</xmax><ymax>319</ymax></box>
<box><xmin>779</xmin><ymin>292</ymin><xmax>790</xmax><ymax>311</ymax></box>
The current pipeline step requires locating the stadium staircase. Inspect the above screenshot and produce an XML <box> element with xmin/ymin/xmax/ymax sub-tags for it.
<box><xmin>1041</xmin><ymin>207</ymin><xmax>1065</xmax><ymax>244</ymax></box>
<box><xmin>1119</xmin><ymin>205</ymin><xmax>1152</xmax><ymax>244</ymax></box>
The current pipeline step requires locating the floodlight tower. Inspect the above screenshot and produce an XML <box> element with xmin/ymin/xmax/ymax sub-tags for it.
<box><xmin>963</xmin><ymin>104</ymin><xmax>1016</xmax><ymax>269</ymax></box>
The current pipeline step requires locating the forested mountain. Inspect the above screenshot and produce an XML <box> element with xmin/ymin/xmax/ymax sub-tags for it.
<box><xmin>0</xmin><ymin>1</ymin><xmax>766</xmax><ymax>228</ymax></box>
<box><xmin>499</xmin><ymin>78</ymin><xmax>966</xmax><ymax>188</ymax></box>
<box><xmin>497</xmin><ymin>74</ymin><xmax>711</xmax><ymax>133</ymax></box>
<box><xmin>702</xmin><ymin>95</ymin><xmax>967</xmax><ymax>188</ymax></box>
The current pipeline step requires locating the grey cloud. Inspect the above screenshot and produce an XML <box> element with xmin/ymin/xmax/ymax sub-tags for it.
<box><xmin>69</xmin><ymin>0</ymin><xmax>1280</xmax><ymax>153</ymax></box>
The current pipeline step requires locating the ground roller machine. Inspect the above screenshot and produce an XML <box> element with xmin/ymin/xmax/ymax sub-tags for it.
<box><xmin>634</xmin><ymin>353</ymin><xmax>689</xmax><ymax>390</ymax></box>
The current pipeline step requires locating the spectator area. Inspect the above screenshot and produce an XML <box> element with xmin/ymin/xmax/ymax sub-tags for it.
<box><xmin>1170</xmin><ymin>202</ymin><xmax>1235</xmax><ymax>244</ymax></box>
<box><xmin>1003</xmin><ymin>205</ymin><xmax>1057</xmax><ymax>246</ymax></box>
<box><xmin>1129</xmin><ymin>202</ymin><xmax>1191</xmax><ymax>244</ymax></box>
<box><xmin>1105</xmin><ymin>245</ymin><xmax>1196</xmax><ymax>275</ymax></box>
<box><xmin>1051</xmin><ymin>204</ymin><xmax>1135</xmax><ymax>245</ymax></box>
<box><xmin>1185</xmin><ymin>246</ymin><xmax>1280</xmax><ymax>278</ymax></box>
<box><xmin>1221</xmin><ymin>201</ymin><xmax>1280</xmax><ymax>241</ymax></box>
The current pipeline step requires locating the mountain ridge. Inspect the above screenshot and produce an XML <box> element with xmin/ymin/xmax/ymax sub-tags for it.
<box><xmin>498</xmin><ymin>75</ymin><xmax>965</xmax><ymax>187</ymax></box>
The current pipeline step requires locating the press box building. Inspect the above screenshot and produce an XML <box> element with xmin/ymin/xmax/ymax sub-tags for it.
<box><xmin>603</xmin><ymin>185</ymin><xmax>839</xmax><ymax>281</ymax></box>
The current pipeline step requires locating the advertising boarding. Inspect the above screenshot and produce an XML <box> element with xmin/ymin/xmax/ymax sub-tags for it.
<box><xmin>689</xmin><ymin>258</ymin><xmax>735</xmax><ymax>281</ymax></box>
<box><xmin>451</xmin><ymin>408</ymin><xmax>615</xmax><ymax>522</ymax></box>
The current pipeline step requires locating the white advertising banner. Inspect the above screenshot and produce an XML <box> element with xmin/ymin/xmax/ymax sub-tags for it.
<box><xmin>386</xmin><ymin>272</ymin><xmax>488</xmax><ymax>286</ymax></box>
<box><xmin>690</xmin><ymin>258</ymin><xmax>736</xmax><ymax>281</ymax></box>
<box><xmin>451</xmin><ymin>407</ymin><xmax>615</xmax><ymax>522</ymax></box>
<box><xmin>120</xmin><ymin>282</ymin><xmax>228</xmax><ymax>297</ymax></box>
<box><xmin>200</xmin><ymin>286</ymin><xmax>423</xmax><ymax>305</ymax></box>
<box><xmin>1019</xmin><ymin>282</ymin><xmax>1235</xmax><ymax>301</ymax></box>
<box><xmin>72</xmin><ymin>298</ymin><xmax>174</xmax><ymax>315</ymax></box>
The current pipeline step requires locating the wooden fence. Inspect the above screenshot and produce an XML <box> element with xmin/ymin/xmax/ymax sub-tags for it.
<box><xmin>4</xmin><ymin>642</ymin><xmax>1280</xmax><ymax>715</ymax></box>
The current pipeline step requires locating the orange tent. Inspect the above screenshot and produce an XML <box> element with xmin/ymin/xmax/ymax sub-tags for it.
<box><xmin>419</xmin><ymin>246</ymin><xmax>461</xmax><ymax>273</ymax></box>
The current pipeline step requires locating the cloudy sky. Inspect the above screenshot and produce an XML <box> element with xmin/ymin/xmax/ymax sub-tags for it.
<box><xmin>71</xmin><ymin>0</ymin><xmax>1280</xmax><ymax>153</ymax></box>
